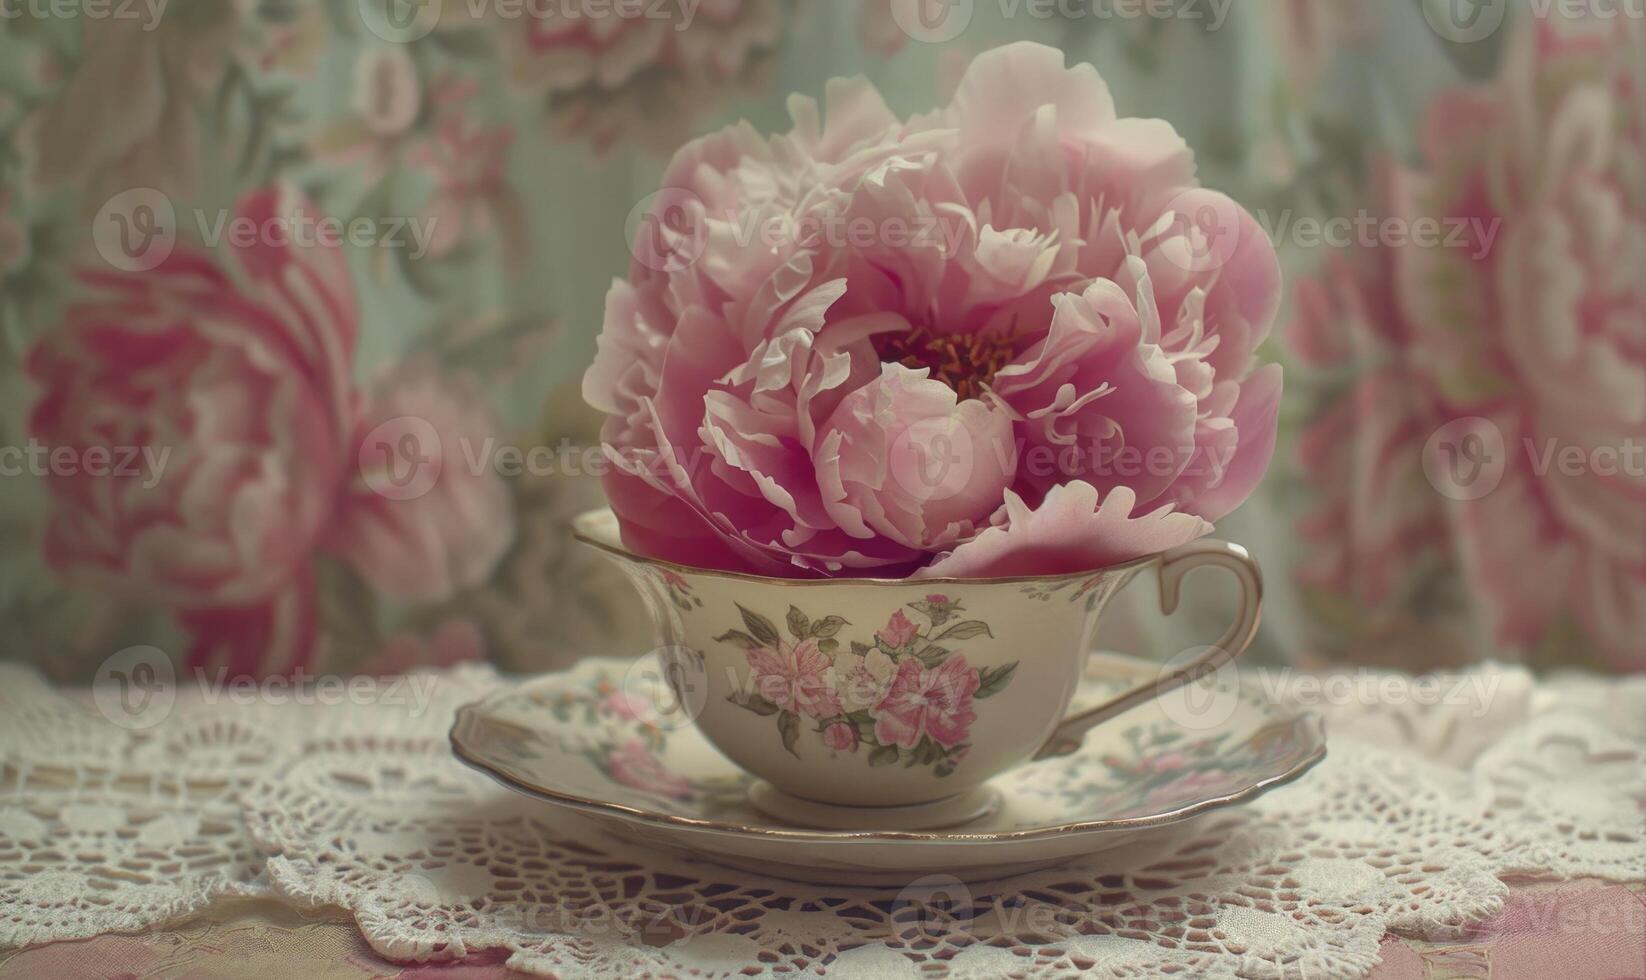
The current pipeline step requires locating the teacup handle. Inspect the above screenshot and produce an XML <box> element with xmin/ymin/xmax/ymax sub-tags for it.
<box><xmin>1033</xmin><ymin>539</ymin><xmax>1263</xmax><ymax>760</ymax></box>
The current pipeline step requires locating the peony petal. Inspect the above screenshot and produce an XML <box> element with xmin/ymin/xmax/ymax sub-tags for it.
<box><xmin>1174</xmin><ymin>364</ymin><xmax>1283</xmax><ymax>524</ymax></box>
<box><xmin>945</xmin><ymin>42</ymin><xmax>1117</xmax><ymax>143</ymax></box>
<box><xmin>919</xmin><ymin>483</ymin><xmax>1209</xmax><ymax>579</ymax></box>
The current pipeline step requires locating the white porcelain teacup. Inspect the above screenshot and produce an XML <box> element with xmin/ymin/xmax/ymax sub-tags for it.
<box><xmin>573</xmin><ymin>508</ymin><xmax>1262</xmax><ymax>829</ymax></box>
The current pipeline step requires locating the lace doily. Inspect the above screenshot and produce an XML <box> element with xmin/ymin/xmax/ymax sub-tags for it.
<box><xmin>1</xmin><ymin>660</ymin><xmax>1642</xmax><ymax>978</ymax></box>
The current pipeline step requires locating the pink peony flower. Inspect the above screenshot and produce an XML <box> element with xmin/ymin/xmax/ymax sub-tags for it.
<box><xmin>29</xmin><ymin>187</ymin><xmax>358</xmax><ymax>673</ymax></box>
<box><xmin>606</xmin><ymin>738</ymin><xmax>691</xmax><ymax>798</ymax></box>
<box><xmin>1289</xmin><ymin>205</ymin><xmax>1451</xmax><ymax>611</ymax></box>
<box><xmin>28</xmin><ymin>186</ymin><xmax>514</xmax><ymax>675</ymax></box>
<box><xmin>822</xmin><ymin>720</ymin><xmax>860</xmax><ymax>752</ymax></box>
<box><xmin>1395</xmin><ymin>17</ymin><xmax>1646</xmax><ymax>669</ymax></box>
<box><xmin>585</xmin><ymin>42</ymin><xmax>1282</xmax><ymax>579</ymax></box>
<box><xmin>875</xmin><ymin>609</ymin><xmax>920</xmax><ymax>649</ymax></box>
<box><xmin>746</xmin><ymin>639</ymin><xmax>844</xmax><ymax>718</ymax></box>
<box><xmin>336</xmin><ymin>354</ymin><xmax>516</xmax><ymax>604</ymax></box>
<box><xmin>872</xmin><ymin>654</ymin><xmax>980</xmax><ymax>749</ymax></box>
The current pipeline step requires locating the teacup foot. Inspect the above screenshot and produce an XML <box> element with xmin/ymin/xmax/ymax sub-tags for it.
<box><xmin>747</xmin><ymin>783</ymin><xmax>1000</xmax><ymax>831</ymax></box>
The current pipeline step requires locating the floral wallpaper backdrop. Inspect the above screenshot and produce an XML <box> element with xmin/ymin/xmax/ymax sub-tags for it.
<box><xmin>0</xmin><ymin>0</ymin><xmax>1638</xmax><ymax>681</ymax></box>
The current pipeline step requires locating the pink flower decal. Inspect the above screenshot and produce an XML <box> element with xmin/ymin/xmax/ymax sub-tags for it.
<box><xmin>746</xmin><ymin>639</ymin><xmax>843</xmax><ymax>720</ymax></box>
<box><xmin>876</xmin><ymin>610</ymin><xmax>920</xmax><ymax>649</ymax></box>
<box><xmin>872</xmin><ymin>655</ymin><xmax>981</xmax><ymax>750</ymax></box>
<box><xmin>822</xmin><ymin>721</ymin><xmax>859</xmax><ymax>753</ymax></box>
<box><xmin>586</xmin><ymin>42</ymin><xmax>1282</xmax><ymax>579</ymax></box>
<box><xmin>723</xmin><ymin>599</ymin><xmax>1010</xmax><ymax>772</ymax></box>
<box><xmin>606</xmin><ymin>738</ymin><xmax>691</xmax><ymax>799</ymax></box>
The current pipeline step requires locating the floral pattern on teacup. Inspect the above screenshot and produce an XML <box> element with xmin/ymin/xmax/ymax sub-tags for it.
<box><xmin>717</xmin><ymin>599</ymin><xmax>1018</xmax><ymax>777</ymax></box>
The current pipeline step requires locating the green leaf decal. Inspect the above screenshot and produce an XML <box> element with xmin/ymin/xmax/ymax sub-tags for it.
<box><xmin>778</xmin><ymin>711</ymin><xmax>801</xmax><ymax>759</ymax></box>
<box><xmin>916</xmin><ymin>645</ymin><xmax>950</xmax><ymax>667</ymax></box>
<box><xmin>975</xmin><ymin>662</ymin><xmax>1018</xmax><ymax>699</ymax></box>
<box><xmin>809</xmin><ymin>615</ymin><xmax>849</xmax><ymax>638</ymax></box>
<box><xmin>786</xmin><ymin>605</ymin><xmax>811</xmax><ymax>640</ymax></box>
<box><xmin>737</xmin><ymin>604</ymin><xmax>780</xmax><ymax>647</ymax></box>
<box><xmin>868</xmin><ymin>744</ymin><xmax>900</xmax><ymax>767</ymax></box>
<box><xmin>731</xmin><ymin>693</ymin><xmax>781</xmax><ymax>716</ymax></box>
<box><xmin>936</xmin><ymin>620</ymin><xmax>993</xmax><ymax>642</ymax></box>
<box><xmin>713</xmin><ymin>630</ymin><xmax>762</xmax><ymax>650</ymax></box>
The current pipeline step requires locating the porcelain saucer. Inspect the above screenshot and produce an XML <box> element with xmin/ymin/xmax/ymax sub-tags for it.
<box><xmin>450</xmin><ymin>652</ymin><xmax>1326</xmax><ymax>884</ymax></box>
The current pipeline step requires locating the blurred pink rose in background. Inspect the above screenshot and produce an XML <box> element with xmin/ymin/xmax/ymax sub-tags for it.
<box><xmin>338</xmin><ymin>354</ymin><xmax>516</xmax><ymax>604</ymax></box>
<box><xmin>585</xmin><ymin>42</ymin><xmax>1282</xmax><ymax>580</ymax></box>
<box><xmin>856</xmin><ymin>0</ymin><xmax>907</xmax><ymax>57</ymax></box>
<box><xmin>501</xmin><ymin>0</ymin><xmax>780</xmax><ymax>155</ymax></box>
<box><xmin>1289</xmin><ymin>211</ymin><xmax>1449</xmax><ymax>613</ymax></box>
<box><xmin>28</xmin><ymin>186</ymin><xmax>515</xmax><ymax>675</ymax></box>
<box><xmin>1395</xmin><ymin>19</ymin><xmax>1646</xmax><ymax>669</ymax></box>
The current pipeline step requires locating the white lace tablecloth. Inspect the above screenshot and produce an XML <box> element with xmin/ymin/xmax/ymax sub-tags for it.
<box><xmin>0</xmin><ymin>660</ymin><xmax>1642</xmax><ymax>978</ymax></box>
